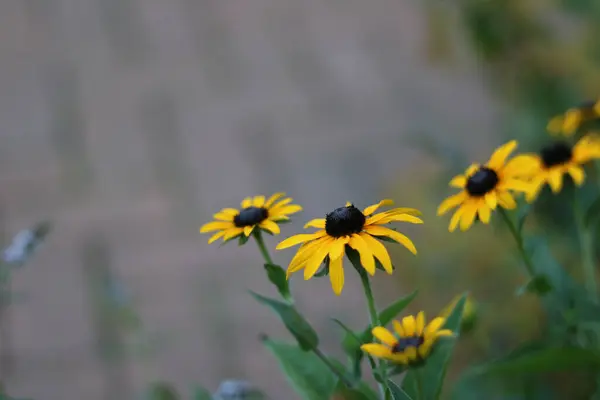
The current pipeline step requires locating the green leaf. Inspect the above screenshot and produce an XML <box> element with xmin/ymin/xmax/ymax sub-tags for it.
<box><xmin>360</xmin><ymin>290</ymin><xmax>419</xmax><ymax>343</ymax></box>
<box><xmin>333</xmin><ymin>380</ymin><xmax>379</xmax><ymax>400</ymax></box>
<box><xmin>262</xmin><ymin>338</ymin><xmax>337</xmax><ymax>400</ymax></box>
<box><xmin>264</xmin><ymin>263</ymin><xmax>292</xmax><ymax>301</ymax></box>
<box><xmin>515</xmin><ymin>274</ymin><xmax>553</xmax><ymax>296</ymax></box>
<box><xmin>238</xmin><ymin>234</ymin><xmax>251</xmax><ymax>246</ymax></box>
<box><xmin>402</xmin><ymin>293</ymin><xmax>467</xmax><ymax>400</ymax></box>
<box><xmin>250</xmin><ymin>291</ymin><xmax>318</xmax><ymax>351</ymax></box>
<box><xmin>332</xmin><ymin>318</ymin><xmax>364</xmax><ymax>379</ymax></box>
<box><xmin>315</xmin><ymin>258</ymin><xmax>330</xmax><ymax>277</ymax></box>
<box><xmin>517</xmin><ymin>203</ymin><xmax>532</xmax><ymax>233</ymax></box>
<box><xmin>585</xmin><ymin>194</ymin><xmax>600</xmax><ymax>229</ymax></box>
<box><xmin>146</xmin><ymin>382</ymin><xmax>180</xmax><ymax>400</ymax></box>
<box><xmin>191</xmin><ymin>386</ymin><xmax>212</xmax><ymax>400</ymax></box>
<box><xmin>388</xmin><ymin>380</ymin><xmax>415</xmax><ymax>400</ymax></box>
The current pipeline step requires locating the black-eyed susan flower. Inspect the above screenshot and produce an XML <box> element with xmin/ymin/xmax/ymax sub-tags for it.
<box><xmin>276</xmin><ymin>200</ymin><xmax>422</xmax><ymax>295</ymax></box>
<box><xmin>200</xmin><ymin>193</ymin><xmax>302</xmax><ymax>244</ymax></box>
<box><xmin>437</xmin><ymin>140</ymin><xmax>535</xmax><ymax>232</ymax></box>
<box><xmin>547</xmin><ymin>100</ymin><xmax>600</xmax><ymax>136</ymax></box>
<box><xmin>514</xmin><ymin>135</ymin><xmax>600</xmax><ymax>202</ymax></box>
<box><xmin>361</xmin><ymin>312</ymin><xmax>453</xmax><ymax>365</ymax></box>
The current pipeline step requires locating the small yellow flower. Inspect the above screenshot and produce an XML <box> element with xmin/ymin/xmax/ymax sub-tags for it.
<box><xmin>547</xmin><ymin>100</ymin><xmax>600</xmax><ymax>136</ymax></box>
<box><xmin>437</xmin><ymin>140</ymin><xmax>535</xmax><ymax>232</ymax></box>
<box><xmin>441</xmin><ymin>294</ymin><xmax>476</xmax><ymax>322</ymax></box>
<box><xmin>200</xmin><ymin>193</ymin><xmax>302</xmax><ymax>244</ymax></box>
<box><xmin>276</xmin><ymin>200</ymin><xmax>422</xmax><ymax>295</ymax></box>
<box><xmin>515</xmin><ymin>135</ymin><xmax>600</xmax><ymax>202</ymax></box>
<box><xmin>361</xmin><ymin>312</ymin><xmax>453</xmax><ymax>365</ymax></box>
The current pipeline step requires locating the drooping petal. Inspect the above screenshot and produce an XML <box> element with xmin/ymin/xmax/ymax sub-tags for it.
<box><xmin>328</xmin><ymin>237</ymin><xmax>348</xmax><ymax>261</ymax></box>
<box><xmin>360</xmin><ymin>233</ymin><xmax>393</xmax><ymax>273</ymax></box>
<box><xmin>348</xmin><ymin>234</ymin><xmax>375</xmax><ymax>275</ymax></box>
<box><xmin>260</xmin><ymin>220</ymin><xmax>280</xmax><ymax>235</ymax></box>
<box><xmin>265</xmin><ymin>192</ymin><xmax>286</xmax><ymax>208</ymax></box>
<box><xmin>437</xmin><ymin>192</ymin><xmax>467</xmax><ymax>216</ymax></box>
<box><xmin>487</xmin><ymin>140</ymin><xmax>517</xmax><ymax>169</ymax></box>
<box><xmin>277</xmin><ymin>231</ymin><xmax>327</xmax><ymax>250</ymax></box>
<box><xmin>207</xmin><ymin>231</ymin><xmax>226</xmax><ymax>244</ymax></box>
<box><xmin>372</xmin><ymin>327</ymin><xmax>398</xmax><ymax>347</ymax></box>
<box><xmin>222</xmin><ymin>227</ymin><xmax>244</xmax><ymax>241</ymax></box>
<box><xmin>418</xmin><ymin>340</ymin><xmax>433</xmax><ymax>358</ymax></box>
<box><xmin>449</xmin><ymin>207</ymin><xmax>463</xmax><ymax>232</ymax></box>
<box><xmin>369</xmin><ymin>214</ymin><xmax>423</xmax><ymax>226</ymax></box>
<box><xmin>548</xmin><ymin>168</ymin><xmax>564</xmax><ymax>193</ymax></box>
<box><xmin>459</xmin><ymin>201</ymin><xmax>478</xmax><ymax>232</ymax></box>
<box><xmin>287</xmin><ymin>239</ymin><xmax>326</xmax><ymax>276</ymax></box>
<box><xmin>497</xmin><ymin>191</ymin><xmax>517</xmax><ymax>209</ymax></box>
<box><xmin>363</xmin><ymin>199</ymin><xmax>394</xmax><ymax>216</ymax></box>
<box><xmin>361</xmin><ymin>343</ymin><xmax>394</xmax><ymax>359</ymax></box>
<box><xmin>563</xmin><ymin>109</ymin><xmax>582</xmax><ymax>135</ymax></box>
<box><xmin>435</xmin><ymin>329</ymin><xmax>454</xmax><ymax>338</ymax></box>
<box><xmin>405</xmin><ymin>346</ymin><xmax>418</xmax><ymax>362</ymax></box>
<box><xmin>243</xmin><ymin>226</ymin><xmax>254</xmax><ymax>236</ymax></box>
<box><xmin>546</xmin><ymin>115</ymin><xmax>565</xmax><ymax>135</ymax></box>
<box><xmin>568</xmin><ymin>165</ymin><xmax>585</xmax><ymax>186</ymax></box>
<box><xmin>200</xmin><ymin>221</ymin><xmax>234</xmax><ymax>233</ymax></box>
<box><xmin>329</xmin><ymin>255</ymin><xmax>345</xmax><ymax>295</ymax></box>
<box><xmin>303</xmin><ymin>238</ymin><xmax>334</xmax><ymax>280</ymax></box>
<box><xmin>304</xmin><ymin>218</ymin><xmax>326</xmax><ymax>229</ymax></box>
<box><xmin>484</xmin><ymin>192</ymin><xmax>497</xmax><ymax>210</ymax></box>
<box><xmin>478</xmin><ymin>203</ymin><xmax>491</xmax><ymax>224</ymax></box>
<box><xmin>364</xmin><ymin>226</ymin><xmax>417</xmax><ymax>255</ymax></box>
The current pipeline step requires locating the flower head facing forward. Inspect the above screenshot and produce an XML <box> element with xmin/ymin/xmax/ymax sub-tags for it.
<box><xmin>361</xmin><ymin>312</ymin><xmax>453</xmax><ymax>365</ymax></box>
<box><xmin>276</xmin><ymin>200</ymin><xmax>423</xmax><ymax>295</ymax></box>
<box><xmin>516</xmin><ymin>135</ymin><xmax>600</xmax><ymax>202</ymax></box>
<box><xmin>200</xmin><ymin>193</ymin><xmax>302</xmax><ymax>244</ymax></box>
<box><xmin>547</xmin><ymin>100</ymin><xmax>600</xmax><ymax>136</ymax></box>
<box><xmin>437</xmin><ymin>140</ymin><xmax>535</xmax><ymax>232</ymax></box>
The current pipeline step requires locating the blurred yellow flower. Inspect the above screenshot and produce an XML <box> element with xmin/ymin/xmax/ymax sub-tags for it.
<box><xmin>199</xmin><ymin>193</ymin><xmax>302</xmax><ymax>244</ymax></box>
<box><xmin>517</xmin><ymin>135</ymin><xmax>600</xmax><ymax>202</ymax></box>
<box><xmin>437</xmin><ymin>140</ymin><xmax>535</xmax><ymax>232</ymax></box>
<box><xmin>547</xmin><ymin>100</ymin><xmax>600</xmax><ymax>136</ymax></box>
<box><xmin>361</xmin><ymin>312</ymin><xmax>453</xmax><ymax>364</ymax></box>
<box><xmin>276</xmin><ymin>200</ymin><xmax>422</xmax><ymax>295</ymax></box>
<box><xmin>441</xmin><ymin>294</ymin><xmax>476</xmax><ymax>321</ymax></box>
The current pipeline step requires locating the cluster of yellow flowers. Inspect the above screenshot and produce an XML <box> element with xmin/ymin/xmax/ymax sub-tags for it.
<box><xmin>199</xmin><ymin>100</ymin><xmax>600</xmax><ymax>367</ymax></box>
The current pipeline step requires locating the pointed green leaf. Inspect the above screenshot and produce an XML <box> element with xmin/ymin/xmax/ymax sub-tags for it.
<box><xmin>379</xmin><ymin>289</ymin><xmax>419</xmax><ymax>327</ymax></box>
<box><xmin>515</xmin><ymin>274</ymin><xmax>553</xmax><ymax>296</ymax></box>
<box><xmin>333</xmin><ymin>380</ymin><xmax>379</xmax><ymax>400</ymax></box>
<box><xmin>264</xmin><ymin>263</ymin><xmax>292</xmax><ymax>301</ymax></box>
<box><xmin>238</xmin><ymin>234</ymin><xmax>251</xmax><ymax>246</ymax></box>
<box><xmin>262</xmin><ymin>338</ymin><xmax>337</xmax><ymax>400</ymax></box>
<box><xmin>402</xmin><ymin>293</ymin><xmax>466</xmax><ymax>400</ymax></box>
<box><xmin>250</xmin><ymin>291</ymin><xmax>318</xmax><ymax>350</ymax></box>
<box><xmin>388</xmin><ymin>380</ymin><xmax>415</xmax><ymax>400</ymax></box>
<box><xmin>332</xmin><ymin>318</ymin><xmax>364</xmax><ymax>379</ymax></box>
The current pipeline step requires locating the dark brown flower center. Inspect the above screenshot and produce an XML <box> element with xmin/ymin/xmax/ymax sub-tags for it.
<box><xmin>325</xmin><ymin>204</ymin><xmax>366</xmax><ymax>237</ymax></box>
<box><xmin>391</xmin><ymin>336</ymin><xmax>425</xmax><ymax>353</ymax></box>
<box><xmin>540</xmin><ymin>141</ymin><xmax>573</xmax><ymax>168</ymax></box>
<box><xmin>466</xmin><ymin>167</ymin><xmax>499</xmax><ymax>197</ymax></box>
<box><xmin>233</xmin><ymin>207</ymin><xmax>268</xmax><ymax>227</ymax></box>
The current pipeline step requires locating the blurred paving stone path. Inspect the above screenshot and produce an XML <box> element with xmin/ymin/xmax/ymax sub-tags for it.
<box><xmin>0</xmin><ymin>0</ymin><xmax>497</xmax><ymax>399</ymax></box>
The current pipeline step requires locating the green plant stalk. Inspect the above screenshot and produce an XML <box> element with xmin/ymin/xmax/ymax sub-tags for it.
<box><xmin>252</xmin><ymin>230</ymin><xmax>354</xmax><ymax>388</ymax></box>
<box><xmin>574</xmin><ymin>193</ymin><xmax>598</xmax><ymax>301</ymax></box>
<box><xmin>416</xmin><ymin>368</ymin><xmax>425</xmax><ymax>400</ymax></box>
<box><xmin>498</xmin><ymin>208</ymin><xmax>535</xmax><ymax>277</ymax></box>
<box><xmin>358</xmin><ymin>268</ymin><xmax>391</xmax><ymax>400</ymax></box>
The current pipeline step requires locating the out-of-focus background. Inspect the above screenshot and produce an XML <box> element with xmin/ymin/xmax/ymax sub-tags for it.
<box><xmin>1</xmin><ymin>0</ymin><xmax>599</xmax><ymax>399</ymax></box>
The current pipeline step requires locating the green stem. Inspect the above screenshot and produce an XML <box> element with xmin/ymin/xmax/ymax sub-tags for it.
<box><xmin>253</xmin><ymin>229</ymin><xmax>274</xmax><ymax>265</ymax></box>
<box><xmin>415</xmin><ymin>368</ymin><xmax>424</xmax><ymax>400</ymax></box>
<box><xmin>498</xmin><ymin>208</ymin><xmax>535</xmax><ymax>277</ymax></box>
<box><xmin>312</xmin><ymin>346</ymin><xmax>354</xmax><ymax>388</ymax></box>
<box><xmin>574</xmin><ymin>193</ymin><xmax>598</xmax><ymax>301</ymax></box>
<box><xmin>358</xmin><ymin>269</ymin><xmax>391</xmax><ymax>399</ymax></box>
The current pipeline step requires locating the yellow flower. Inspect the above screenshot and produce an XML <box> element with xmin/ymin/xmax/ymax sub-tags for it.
<box><xmin>361</xmin><ymin>312</ymin><xmax>453</xmax><ymax>365</ymax></box>
<box><xmin>547</xmin><ymin>100</ymin><xmax>600</xmax><ymax>136</ymax></box>
<box><xmin>441</xmin><ymin>294</ymin><xmax>476</xmax><ymax>322</ymax></box>
<box><xmin>199</xmin><ymin>193</ymin><xmax>302</xmax><ymax>244</ymax></box>
<box><xmin>276</xmin><ymin>200</ymin><xmax>422</xmax><ymax>295</ymax></box>
<box><xmin>516</xmin><ymin>135</ymin><xmax>600</xmax><ymax>202</ymax></box>
<box><xmin>437</xmin><ymin>140</ymin><xmax>535</xmax><ymax>232</ymax></box>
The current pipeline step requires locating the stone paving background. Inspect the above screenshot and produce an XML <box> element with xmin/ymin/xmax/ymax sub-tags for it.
<box><xmin>0</xmin><ymin>0</ymin><xmax>499</xmax><ymax>399</ymax></box>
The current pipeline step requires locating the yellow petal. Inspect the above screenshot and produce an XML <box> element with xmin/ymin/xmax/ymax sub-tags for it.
<box><xmin>329</xmin><ymin>255</ymin><xmax>345</xmax><ymax>295</ymax></box>
<box><xmin>243</xmin><ymin>226</ymin><xmax>254</xmax><ymax>236</ymax></box>
<box><xmin>568</xmin><ymin>165</ymin><xmax>585</xmax><ymax>186</ymax></box>
<box><xmin>449</xmin><ymin>175</ymin><xmax>467</xmax><ymax>188</ymax></box>
<box><xmin>503</xmin><ymin>154</ymin><xmax>541</xmax><ymax>177</ymax></box>
<box><xmin>425</xmin><ymin>317</ymin><xmax>445</xmax><ymax>335</ymax></box>
<box><xmin>366</xmin><ymin>208</ymin><xmax>422</xmax><ymax>225</ymax></box>
<box><xmin>478</xmin><ymin>203</ymin><xmax>491</xmax><ymax>224</ymax></box>
<box><xmin>416</xmin><ymin>312</ymin><xmax>425</xmax><ymax>336</ymax></box>
<box><xmin>348</xmin><ymin>234</ymin><xmax>375</xmax><ymax>275</ymax></box>
<box><xmin>360</xmin><ymin>233</ymin><xmax>393</xmax><ymax>274</ymax></box>
<box><xmin>200</xmin><ymin>221</ymin><xmax>234</xmax><ymax>233</ymax></box>
<box><xmin>363</xmin><ymin>199</ymin><xmax>394</xmax><ymax>216</ymax></box>
<box><xmin>488</xmin><ymin>140</ymin><xmax>517</xmax><ymax>169</ymax></box>
<box><xmin>546</xmin><ymin>115</ymin><xmax>564</xmax><ymax>134</ymax></box>
<box><xmin>497</xmin><ymin>192</ymin><xmax>517</xmax><ymax>209</ymax></box>
<box><xmin>388</xmin><ymin>353</ymin><xmax>410</xmax><ymax>364</ymax></box>
<box><xmin>595</xmin><ymin>100</ymin><xmax>600</xmax><ymax>116</ymax></box>
<box><xmin>548</xmin><ymin>168</ymin><xmax>564</xmax><ymax>193</ymax></box>
<box><xmin>372</xmin><ymin>327</ymin><xmax>398</xmax><ymax>346</ymax></box>
<box><xmin>459</xmin><ymin>202</ymin><xmax>478</xmax><ymax>232</ymax></box>
<box><xmin>361</xmin><ymin>343</ymin><xmax>393</xmax><ymax>359</ymax></box>
<box><xmin>498</xmin><ymin>179</ymin><xmax>534</xmax><ymax>193</ymax></box>
<box><xmin>303</xmin><ymin>238</ymin><xmax>334</xmax><ymax>280</ymax></box>
<box><xmin>328</xmin><ymin>237</ymin><xmax>348</xmax><ymax>261</ymax></box>
<box><xmin>260</xmin><ymin>220</ymin><xmax>280</xmax><ymax>235</ymax></box>
<box><xmin>222</xmin><ymin>227</ymin><xmax>244</xmax><ymax>241</ymax></box>
<box><xmin>253</xmin><ymin>196</ymin><xmax>266</xmax><ymax>207</ymax></box>
<box><xmin>393</xmin><ymin>320</ymin><xmax>405</xmax><ymax>337</ymax></box>
<box><xmin>345</xmin><ymin>201</ymin><xmax>352</xmax><ymax>207</ymax></box>
<box><xmin>277</xmin><ymin>231</ymin><xmax>327</xmax><ymax>250</ymax></box>
<box><xmin>465</xmin><ymin>163</ymin><xmax>480</xmax><ymax>177</ymax></box>
<box><xmin>265</xmin><ymin>192</ymin><xmax>286</xmax><ymax>208</ymax></box>
<box><xmin>437</xmin><ymin>192</ymin><xmax>467</xmax><ymax>216</ymax></box>
<box><xmin>304</xmin><ymin>218</ymin><xmax>326</xmax><ymax>229</ymax></box>
<box><xmin>484</xmin><ymin>192</ymin><xmax>497</xmax><ymax>210</ymax></box>
<box><xmin>270</xmin><ymin>198</ymin><xmax>293</xmax><ymax>210</ymax></box>
<box><xmin>402</xmin><ymin>315</ymin><xmax>416</xmax><ymax>336</ymax></box>
<box><xmin>271</xmin><ymin>205</ymin><xmax>302</xmax><ymax>217</ymax></box>
<box><xmin>418</xmin><ymin>340</ymin><xmax>433</xmax><ymax>358</ymax></box>
<box><xmin>405</xmin><ymin>346</ymin><xmax>418</xmax><ymax>361</ymax></box>
<box><xmin>241</xmin><ymin>197</ymin><xmax>252</xmax><ymax>208</ymax></box>
<box><xmin>449</xmin><ymin>208</ymin><xmax>463</xmax><ymax>232</ymax></box>
<box><xmin>287</xmin><ymin>239</ymin><xmax>325</xmax><ymax>276</ymax></box>
<box><xmin>435</xmin><ymin>329</ymin><xmax>454</xmax><ymax>338</ymax></box>
<box><xmin>563</xmin><ymin>109</ymin><xmax>582</xmax><ymax>135</ymax></box>
<box><xmin>364</xmin><ymin>226</ymin><xmax>417</xmax><ymax>255</ymax></box>
<box><xmin>370</xmin><ymin>214</ymin><xmax>424</xmax><ymax>225</ymax></box>
<box><xmin>208</xmin><ymin>231</ymin><xmax>226</xmax><ymax>244</ymax></box>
